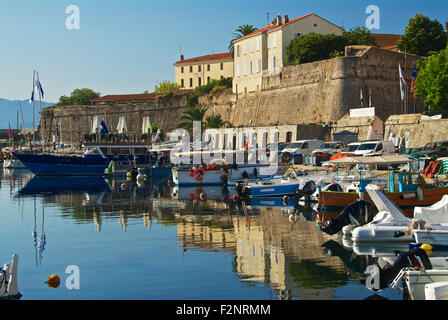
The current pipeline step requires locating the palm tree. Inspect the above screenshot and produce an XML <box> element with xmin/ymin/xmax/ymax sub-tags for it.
<box><xmin>228</xmin><ymin>24</ymin><xmax>258</xmax><ymax>53</ymax></box>
<box><xmin>205</xmin><ymin>114</ymin><xmax>230</xmax><ymax>129</ymax></box>
<box><xmin>179</xmin><ymin>106</ymin><xmax>209</xmax><ymax>131</ymax></box>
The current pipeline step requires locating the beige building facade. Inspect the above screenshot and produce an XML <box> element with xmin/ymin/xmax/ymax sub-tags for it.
<box><xmin>173</xmin><ymin>52</ymin><xmax>234</xmax><ymax>89</ymax></box>
<box><xmin>232</xmin><ymin>13</ymin><xmax>344</xmax><ymax>95</ymax></box>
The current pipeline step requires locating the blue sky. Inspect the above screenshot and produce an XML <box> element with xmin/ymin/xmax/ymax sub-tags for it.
<box><xmin>0</xmin><ymin>0</ymin><xmax>447</xmax><ymax>103</ymax></box>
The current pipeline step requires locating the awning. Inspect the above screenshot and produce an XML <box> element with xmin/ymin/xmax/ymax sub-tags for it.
<box><xmin>327</xmin><ymin>155</ymin><xmax>416</xmax><ymax>165</ymax></box>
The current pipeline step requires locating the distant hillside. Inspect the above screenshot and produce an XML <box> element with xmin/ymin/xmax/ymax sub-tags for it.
<box><xmin>0</xmin><ymin>98</ymin><xmax>54</xmax><ymax>129</ymax></box>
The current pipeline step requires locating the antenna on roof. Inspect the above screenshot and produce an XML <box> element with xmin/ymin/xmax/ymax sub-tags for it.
<box><xmin>179</xmin><ymin>44</ymin><xmax>182</xmax><ymax>56</ymax></box>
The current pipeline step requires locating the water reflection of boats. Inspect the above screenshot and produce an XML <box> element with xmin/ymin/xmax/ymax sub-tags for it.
<box><xmin>16</xmin><ymin>176</ymin><xmax>111</xmax><ymax>197</ymax></box>
<box><xmin>171</xmin><ymin>185</ymin><xmax>237</xmax><ymax>202</ymax></box>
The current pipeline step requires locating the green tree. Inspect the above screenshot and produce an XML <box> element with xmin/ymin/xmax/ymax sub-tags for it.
<box><xmin>154</xmin><ymin>80</ymin><xmax>181</xmax><ymax>94</ymax></box>
<box><xmin>397</xmin><ymin>14</ymin><xmax>447</xmax><ymax>57</ymax></box>
<box><xmin>343</xmin><ymin>26</ymin><xmax>377</xmax><ymax>46</ymax></box>
<box><xmin>286</xmin><ymin>33</ymin><xmax>348</xmax><ymax>65</ymax></box>
<box><xmin>56</xmin><ymin>88</ymin><xmax>100</xmax><ymax>106</ymax></box>
<box><xmin>205</xmin><ymin>114</ymin><xmax>229</xmax><ymax>129</ymax></box>
<box><xmin>228</xmin><ymin>24</ymin><xmax>258</xmax><ymax>53</ymax></box>
<box><xmin>179</xmin><ymin>106</ymin><xmax>209</xmax><ymax>131</ymax></box>
<box><xmin>415</xmin><ymin>47</ymin><xmax>448</xmax><ymax>112</ymax></box>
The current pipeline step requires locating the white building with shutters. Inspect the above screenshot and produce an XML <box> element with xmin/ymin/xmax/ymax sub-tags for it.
<box><xmin>232</xmin><ymin>13</ymin><xmax>344</xmax><ymax>95</ymax></box>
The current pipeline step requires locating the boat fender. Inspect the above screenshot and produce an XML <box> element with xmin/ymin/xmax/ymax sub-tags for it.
<box><xmin>143</xmin><ymin>174</ymin><xmax>147</xmax><ymax>180</ymax></box>
<box><xmin>167</xmin><ymin>180</ymin><xmax>172</xmax><ymax>186</ymax></box>
<box><xmin>126</xmin><ymin>171</ymin><xmax>132</xmax><ymax>179</ymax></box>
<box><xmin>283</xmin><ymin>195</ymin><xmax>290</xmax><ymax>206</ymax></box>
<box><xmin>253</xmin><ymin>168</ymin><xmax>258</xmax><ymax>177</ymax></box>
<box><xmin>199</xmin><ymin>193</ymin><xmax>207</xmax><ymax>201</ymax></box>
<box><xmin>242</xmin><ymin>171</ymin><xmax>249</xmax><ymax>179</ymax></box>
<box><xmin>417</xmin><ymin>187</ymin><xmax>424</xmax><ymax>202</ymax></box>
<box><xmin>232</xmin><ymin>195</ymin><xmax>238</xmax><ymax>202</ymax></box>
<box><xmin>46</xmin><ymin>275</ymin><xmax>60</xmax><ymax>288</ymax></box>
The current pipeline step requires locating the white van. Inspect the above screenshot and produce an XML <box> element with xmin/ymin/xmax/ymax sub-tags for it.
<box><xmin>353</xmin><ymin>141</ymin><xmax>396</xmax><ymax>156</ymax></box>
<box><xmin>281</xmin><ymin>139</ymin><xmax>323</xmax><ymax>156</ymax></box>
<box><xmin>312</xmin><ymin>141</ymin><xmax>346</xmax><ymax>154</ymax></box>
<box><xmin>341</xmin><ymin>142</ymin><xmax>362</xmax><ymax>154</ymax></box>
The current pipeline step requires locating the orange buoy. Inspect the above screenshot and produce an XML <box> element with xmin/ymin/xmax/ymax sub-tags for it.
<box><xmin>233</xmin><ymin>195</ymin><xmax>238</xmax><ymax>202</ymax></box>
<box><xmin>46</xmin><ymin>274</ymin><xmax>60</xmax><ymax>288</ymax></box>
<box><xmin>167</xmin><ymin>180</ymin><xmax>172</xmax><ymax>186</ymax></box>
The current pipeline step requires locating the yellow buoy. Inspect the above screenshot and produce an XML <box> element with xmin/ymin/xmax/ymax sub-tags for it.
<box><xmin>121</xmin><ymin>183</ymin><xmax>128</xmax><ymax>190</ymax></box>
<box><xmin>46</xmin><ymin>274</ymin><xmax>60</xmax><ymax>288</ymax></box>
<box><xmin>420</xmin><ymin>244</ymin><xmax>433</xmax><ymax>255</ymax></box>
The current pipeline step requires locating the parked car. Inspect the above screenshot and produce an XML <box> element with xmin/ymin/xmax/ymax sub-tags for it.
<box><xmin>410</xmin><ymin>141</ymin><xmax>448</xmax><ymax>158</ymax></box>
<box><xmin>281</xmin><ymin>139</ymin><xmax>323</xmax><ymax>163</ymax></box>
<box><xmin>312</xmin><ymin>141</ymin><xmax>345</xmax><ymax>155</ymax></box>
<box><xmin>353</xmin><ymin>141</ymin><xmax>396</xmax><ymax>156</ymax></box>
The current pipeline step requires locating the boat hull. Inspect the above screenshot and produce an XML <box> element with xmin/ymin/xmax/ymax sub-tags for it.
<box><xmin>404</xmin><ymin>270</ymin><xmax>448</xmax><ymax>300</ymax></box>
<box><xmin>413</xmin><ymin>230</ymin><xmax>448</xmax><ymax>246</ymax></box>
<box><xmin>13</xmin><ymin>153</ymin><xmax>110</xmax><ymax>176</ymax></box>
<box><xmin>318</xmin><ymin>185</ymin><xmax>448</xmax><ymax>217</ymax></box>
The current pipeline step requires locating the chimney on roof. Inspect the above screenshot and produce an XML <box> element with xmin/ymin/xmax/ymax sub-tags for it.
<box><xmin>284</xmin><ymin>15</ymin><xmax>289</xmax><ymax>23</ymax></box>
<box><xmin>180</xmin><ymin>54</ymin><xmax>184</xmax><ymax>62</ymax></box>
<box><xmin>277</xmin><ymin>15</ymin><xmax>282</xmax><ymax>26</ymax></box>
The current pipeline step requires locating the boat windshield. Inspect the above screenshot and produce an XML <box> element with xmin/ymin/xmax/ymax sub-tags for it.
<box><xmin>357</xmin><ymin>143</ymin><xmax>378</xmax><ymax>151</ymax></box>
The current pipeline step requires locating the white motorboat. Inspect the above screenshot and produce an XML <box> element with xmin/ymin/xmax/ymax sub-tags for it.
<box><xmin>349</xmin><ymin>185</ymin><xmax>413</xmax><ymax>242</ymax></box>
<box><xmin>425</xmin><ymin>281</ymin><xmax>448</xmax><ymax>300</ymax></box>
<box><xmin>0</xmin><ymin>254</ymin><xmax>20</xmax><ymax>299</ymax></box>
<box><xmin>172</xmin><ymin>164</ymin><xmax>284</xmax><ymax>186</ymax></box>
<box><xmin>393</xmin><ymin>257</ymin><xmax>448</xmax><ymax>300</ymax></box>
<box><xmin>412</xmin><ymin>196</ymin><xmax>448</xmax><ymax>245</ymax></box>
<box><xmin>349</xmin><ymin>187</ymin><xmax>448</xmax><ymax>243</ymax></box>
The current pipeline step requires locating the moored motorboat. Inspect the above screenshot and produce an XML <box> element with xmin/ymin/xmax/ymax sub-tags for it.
<box><xmin>13</xmin><ymin>151</ymin><xmax>110</xmax><ymax>176</ymax></box>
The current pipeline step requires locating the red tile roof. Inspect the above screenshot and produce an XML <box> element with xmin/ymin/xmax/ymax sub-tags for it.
<box><xmin>237</xmin><ymin>14</ymin><xmax>314</xmax><ymax>41</ymax></box>
<box><xmin>235</xmin><ymin>13</ymin><xmax>343</xmax><ymax>42</ymax></box>
<box><xmin>91</xmin><ymin>90</ymin><xmax>194</xmax><ymax>102</ymax></box>
<box><xmin>174</xmin><ymin>52</ymin><xmax>233</xmax><ymax>65</ymax></box>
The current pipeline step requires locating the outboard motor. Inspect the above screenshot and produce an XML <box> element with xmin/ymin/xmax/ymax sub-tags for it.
<box><xmin>367</xmin><ymin>248</ymin><xmax>433</xmax><ymax>291</ymax></box>
<box><xmin>296</xmin><ymin>181</ymin><xmax>317</xmax><ymax>199</ymax></box>
<box><xmin>320</xmin><ymin>200</ymin><xmax>372</xmax><ymax>235</ymax></box>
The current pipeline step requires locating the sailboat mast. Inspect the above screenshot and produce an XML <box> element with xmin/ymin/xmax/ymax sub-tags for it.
<box><xmin>32</xmin><ymin>70</ymin><xmax>36</xmax><ymax>130</ymax></box>
<box><xmin>19</xmin><ymin>101</ymin><xmax>25</xmax><ymax>130</ymax></box>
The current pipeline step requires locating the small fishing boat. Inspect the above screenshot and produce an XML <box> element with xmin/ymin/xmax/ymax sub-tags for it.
<box><xmin>172</xmin><ymin>164</ymin><xmax>282</xmax><ymax>186</ymax></box>
<box><xmin>318</xmin><ymin>155</ymin><xmax>448</xmax><ymax>214</ymax></box>
<box><xmin>0</xmin><ymin>254</ymin><xmax>20</xmax><ymax>300</ymax></box>
<box><xmin>237</xmin><ymin>172</ymin><xmax>318</xmax><ymax>198</ymax></box>
<box><xmin>13</xmin><ymin>150</ymin><xmax>110</xmax><ymax>176</ymax></box>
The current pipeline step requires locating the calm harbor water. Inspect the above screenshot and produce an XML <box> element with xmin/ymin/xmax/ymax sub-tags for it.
<box><xmin>0</xmin><ymin>168</ymin><xmax>404</xmax><ymax>300</ymax></box>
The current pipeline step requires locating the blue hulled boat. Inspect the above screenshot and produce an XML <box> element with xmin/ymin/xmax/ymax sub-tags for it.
<box><xmin>13</xmin><ymin>152</ymin><xmax>110</xmax><ymax>176</ymax></box>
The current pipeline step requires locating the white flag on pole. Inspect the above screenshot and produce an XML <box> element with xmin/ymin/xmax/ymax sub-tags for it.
<box><xmin>398</xmin><ymin>64</ymin><xmax>406</xmax><ymax>101</ymax></box>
